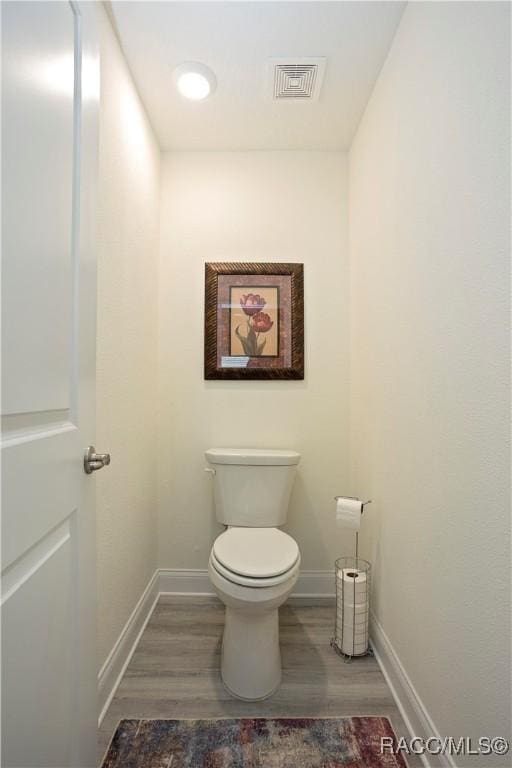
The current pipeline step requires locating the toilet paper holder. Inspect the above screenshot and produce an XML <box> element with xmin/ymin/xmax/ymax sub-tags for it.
<box><xmin>332</xmin><ymin>496</ymin><xmax>373</xmax><ymax>662</ymax></box>
<box><xmin>333</xmin><ymin>496</ymin><xmax>372</xmax><ymax>566</ymax></box>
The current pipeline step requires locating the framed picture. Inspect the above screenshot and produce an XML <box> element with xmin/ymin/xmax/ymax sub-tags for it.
<box><xmin>204</xmin><ymin>262</ymin><xmax>304</xmax><ymax>380</ymax></box>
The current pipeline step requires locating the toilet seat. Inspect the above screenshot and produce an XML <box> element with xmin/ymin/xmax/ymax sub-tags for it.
<box><xmin>211</xmin><ymin>527</ymin><xmax>300</xmax><ymax>588</ymax></box>
<box><xmin>213</xmin><ymin>527</ymin><xmax>299</xmax><ymax>577</ymax></box>
<box><xmin>210</xmin><ymin>551</ymin><xmax>300</xmax><ymax>589</ymax></box>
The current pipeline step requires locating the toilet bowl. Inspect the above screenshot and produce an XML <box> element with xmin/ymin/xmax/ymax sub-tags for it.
<box><xmin>205</xmin><ymin>448</ymin><xmax>301</xmax><ymax>701</ymax></box>
<box><xmin>208</xmin><ymin>527</ymin><xmax>300</xmax><ymax>700</ymax></box>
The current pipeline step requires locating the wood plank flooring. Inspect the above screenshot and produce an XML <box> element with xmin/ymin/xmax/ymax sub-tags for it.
<box><xmin>98</xmin><ymin>596</ymin><xmax>418</xmax><ymax>767</ymax></box>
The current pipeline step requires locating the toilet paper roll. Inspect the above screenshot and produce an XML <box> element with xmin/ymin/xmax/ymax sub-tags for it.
<box><xmin>338</xmin><ymin>614</ymin><xmax>368</xmax><ymax>632</ymax></box>
<box><xmin>337</xmin><ymin>606</ymin><xmax>368</xmax><ymax>622</ymax></box>
<box><xmin>337</xmin><ymin>628</ymin><xmax>368</xmax><ymax>647</ymax></box>
<box><xmin>337</xmin><ymin>568</ymin><xmax>368</xmax><ymax>601</ymax></box>
<box><xmin>337</xmin><ymin>567</ymin><xmax>367</xmax><ymax>584</ymax></box>
<box><xmin>336</xmin><ymin>581</ymin><xmax>369</xmax><ymax>652</ymax></box>
<box><xmin>336</xmin><ymin>620</ymin><xmax>368</xmax><ymax>643</ymax></box>
<box><xmin>336</xmin><ymin>602</ymin><xmax>367</xmax><ymax>618</ymax></box>
<box><xmin>340</xmin><ymin>636</ymin><xmax>368</xmax><ymax>653</ymax></box>
<box><xmin>341</xmin><ymin>637</ymin><xmax>368</xmax><ymax>656</ymax></box>
<box><xmin>334</xmin><ymin>634</ymin><xmax>368</xmax><ymax>656</ymax></box>
<box><xmin>335</xmin><ymin>498</ymin><xmax>362</xmax><ymax>531</ymax></box>
<box><xmin>337</xmin><ymin>603</ymin><xmax>368</xmax><ymax>619</ymax></box>
<box><xmin>338</xmin><ymin>625</ymin><xmax>367</xmax><ymax>641</ymax></box>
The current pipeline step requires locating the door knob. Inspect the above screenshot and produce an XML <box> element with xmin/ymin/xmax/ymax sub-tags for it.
<box><xmin>84</xmin><ymin>446</ymin><xmax>111</xmax><ymax>474</ymax></box>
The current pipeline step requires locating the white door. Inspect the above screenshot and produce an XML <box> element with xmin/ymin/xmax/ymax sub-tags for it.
<box><xmin>1</xmin><ymin>2</ymin><xmax>101</xmax><ymax>766</ymax></box>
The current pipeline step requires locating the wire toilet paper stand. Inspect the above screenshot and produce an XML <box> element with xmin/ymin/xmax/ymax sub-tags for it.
<box><xmin>331</xmin><ymin>497</ymin><xmax>372</xmax><ymax>662</ymax></box>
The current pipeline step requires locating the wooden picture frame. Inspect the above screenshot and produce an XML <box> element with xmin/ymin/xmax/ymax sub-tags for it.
<box><xmin>204</xmin><ymin>262</ymin><xmax>304</xmax><ymax>380</ymax></box>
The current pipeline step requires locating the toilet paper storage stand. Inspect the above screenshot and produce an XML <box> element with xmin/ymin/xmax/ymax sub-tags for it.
<box><xmin>331</xmin><ymin>497</ymin><xmax>372</xmax><ymax>661</ymax></box>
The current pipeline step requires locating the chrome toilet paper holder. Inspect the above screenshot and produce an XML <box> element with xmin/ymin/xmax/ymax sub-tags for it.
<box><xmin>333</xmin><ymin>496</ymin><xmax>372</xmax><ymax>560</ymax></box>
<box><xmin>332</xmin><ymin>496</ymin><xmax>373</xmax><ymax>662</ymax></box>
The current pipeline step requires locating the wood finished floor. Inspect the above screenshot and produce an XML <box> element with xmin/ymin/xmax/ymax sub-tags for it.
<box><xmin>98</xmin><ymin>596</ymin><xmax>419</xmax><ymax>767</ymax></box>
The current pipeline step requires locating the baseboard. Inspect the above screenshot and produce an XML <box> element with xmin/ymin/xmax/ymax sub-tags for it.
<box><xmin>370</xmin><ymin>611</ymin><xmax>455</xmax><ymax>768</ymax></box>
<box><xmin>158</xmin><ymin>568</ymin><xmax>213</xmax><ymax>595</ymax></box>
<box><xmin>98</xmin><ymin>567</ymin><xmax>335</xmax><ymax>724</ymax></box>
<box><xmin>293</xmin><ymin>570</ymin><xmax>335</xmax><ymax>597</ymax></box>
<box><xmin>158</xmin><ymin>568</ymin><xmax>335</xmax><ymax>598</ymax></box>
<box><xmin>97</xmin><ymin>571</ymin><xmax>160</xmax><ymax>725</ymax></box>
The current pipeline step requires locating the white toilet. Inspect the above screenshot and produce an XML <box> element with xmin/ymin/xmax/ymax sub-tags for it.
<box><xmin>205</xmin><ymin>448</ymin><xmax>301</xmax><ymax>701</ymax></box>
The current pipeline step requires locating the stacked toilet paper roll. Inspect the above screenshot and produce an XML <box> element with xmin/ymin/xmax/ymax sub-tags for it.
<box><xmin>335</xmin><ymin>568</ymin><xmax>369</xmax><ymax>656</ymax></box>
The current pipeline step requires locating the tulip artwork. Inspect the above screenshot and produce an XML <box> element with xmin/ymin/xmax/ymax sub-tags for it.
<box><xmin>234</xmin><ymin>293</ymin><xmax>275</xmax><ymax>356</ymax></box>
<box><xmin>230</xmin><ymin>287</ymin><xmax>279</xmax><ymax>357</ymax></box>
<box><xmin>204</xmin><ymin>262</ymin><xmax>304</xmax><ymax>380</ymax></box>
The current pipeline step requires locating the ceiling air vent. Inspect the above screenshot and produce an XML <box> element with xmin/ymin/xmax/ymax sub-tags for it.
<box><xmin>270</xmin><ymin>58</ymin><xmax>326</xmax><ymax>102</ymax></box>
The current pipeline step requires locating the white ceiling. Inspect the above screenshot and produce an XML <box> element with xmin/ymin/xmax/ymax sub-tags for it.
<box><xmin>109</xmin><ymin>1</ymin><xmax>406</xmax><ymax>151</ymax></box>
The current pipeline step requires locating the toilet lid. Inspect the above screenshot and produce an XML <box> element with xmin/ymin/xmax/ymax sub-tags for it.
<box><xmin>213</xmin><ymin>528</ymin><xmax>299</xmax><ymax>579</ymax></box>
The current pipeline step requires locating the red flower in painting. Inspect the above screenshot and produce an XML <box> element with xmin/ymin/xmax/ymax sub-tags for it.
<box><xmin>251</xmin><ymin>312</ymin><xmax>273</xmax><ymax>333</ymax></box>
<box><xmin>240</xmin><ymin>293</ymin><xmax>266</xmax><ymax>316</ymax></box>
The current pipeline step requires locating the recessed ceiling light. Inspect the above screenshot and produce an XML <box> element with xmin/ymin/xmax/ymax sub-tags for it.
<box><xmin>173</xmin><ymin>62</ymin><xmax>216</xmax><ymax>101</ymax></box>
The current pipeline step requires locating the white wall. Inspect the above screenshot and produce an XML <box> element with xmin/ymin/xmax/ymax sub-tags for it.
<box><xmin>158</xmin><ymin>151</ymin><xmax>350</xmax><ymax>571</ymax></box>
<box><xmin>96</xmin><ymin>8</ymin><xmax>160</xmax><ymax>670</ymax></box>
<box><xmin>349</xmin><ymin>1</ymin><xmax>510</xmax><ymax>761</ymax></box>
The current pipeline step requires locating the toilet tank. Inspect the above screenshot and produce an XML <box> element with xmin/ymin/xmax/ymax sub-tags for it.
<box><xmin>205</xmin><ymin>448</ymin><xmax>301</xmax><ymax>527</ymax></box>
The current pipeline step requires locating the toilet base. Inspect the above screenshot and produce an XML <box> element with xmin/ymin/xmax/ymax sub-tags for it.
<box><xmin>221</xmin><ymin>606</ymin><xmax>281</xmax><ymax>701</ymax></box>
<box><xmin>221</xmin><ymin>677</ymin><xmax>281</xmax><ymax>702</ymax></box>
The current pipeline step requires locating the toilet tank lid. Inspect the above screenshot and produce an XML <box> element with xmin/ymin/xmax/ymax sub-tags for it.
<box><xmin>205</xmin><ymin>448</ymin><xmax>301</xmax><ymax>466</ymax></box>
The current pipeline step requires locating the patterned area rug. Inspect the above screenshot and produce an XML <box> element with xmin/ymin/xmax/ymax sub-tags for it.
<box><xmin>102</xmin><ymin>717</ymin><xmax>407</xmax><ymax>767</ymax></box>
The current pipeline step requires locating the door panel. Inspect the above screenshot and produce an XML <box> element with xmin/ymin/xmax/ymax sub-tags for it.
<box><xmin>3</xmin><ymin>539</ymin><xmax>74</xmax><ymax>768</ymax></box>
<box><xmin>2</xmin><ymin>428</ymin><xmax>79</xmax><ymax>569</ymax></box>
<box><xmin>1</xmin><ymin>2</ymin><xmax>99</xmax><ymax>766</ymax></box>
<box><xmin>1</xmin><ymin>1</ymin><xmax>75</xmax><ymax>416</ymax></box>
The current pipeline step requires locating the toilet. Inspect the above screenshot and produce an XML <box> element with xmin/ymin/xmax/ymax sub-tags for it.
<box><xmin>205</xmin><ymin>448</ymin><xmax>301</xmax><ymax>701</ymax></box>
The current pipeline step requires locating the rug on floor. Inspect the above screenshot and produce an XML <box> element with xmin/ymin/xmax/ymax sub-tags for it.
<box><xmin>102</xmin><ymin>716</ymin><xmax>408</xmax><ymax>768</ymax></box>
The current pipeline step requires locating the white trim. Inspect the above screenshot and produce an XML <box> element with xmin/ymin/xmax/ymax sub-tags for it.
<box><xmin>293</xmin><ymin>570</ymin><xmax>335</xmax><ymax>597</ymax></box>
<box><xmin>158</xmin><ymin>568</ymin><xmax>335</xmax><ymax>598</ymax></box>
<box><xmin>98</xmin><ymin>568</ymin><xmax>335</xmax><ymax>724</ymax></box>
<box><xmin>97</xmin><ymin>571</ymin><xmax>160</xmax><ymax>725</ymax></box>
<box><xmin>158</xmin><ymin>568</ymin><xmax>213</xmax><ymax>596</ymax></box>
<box><xmin>370</xmin><ymin>611</ymin><xmax>456</xmax><ymax>768</ymax></box>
